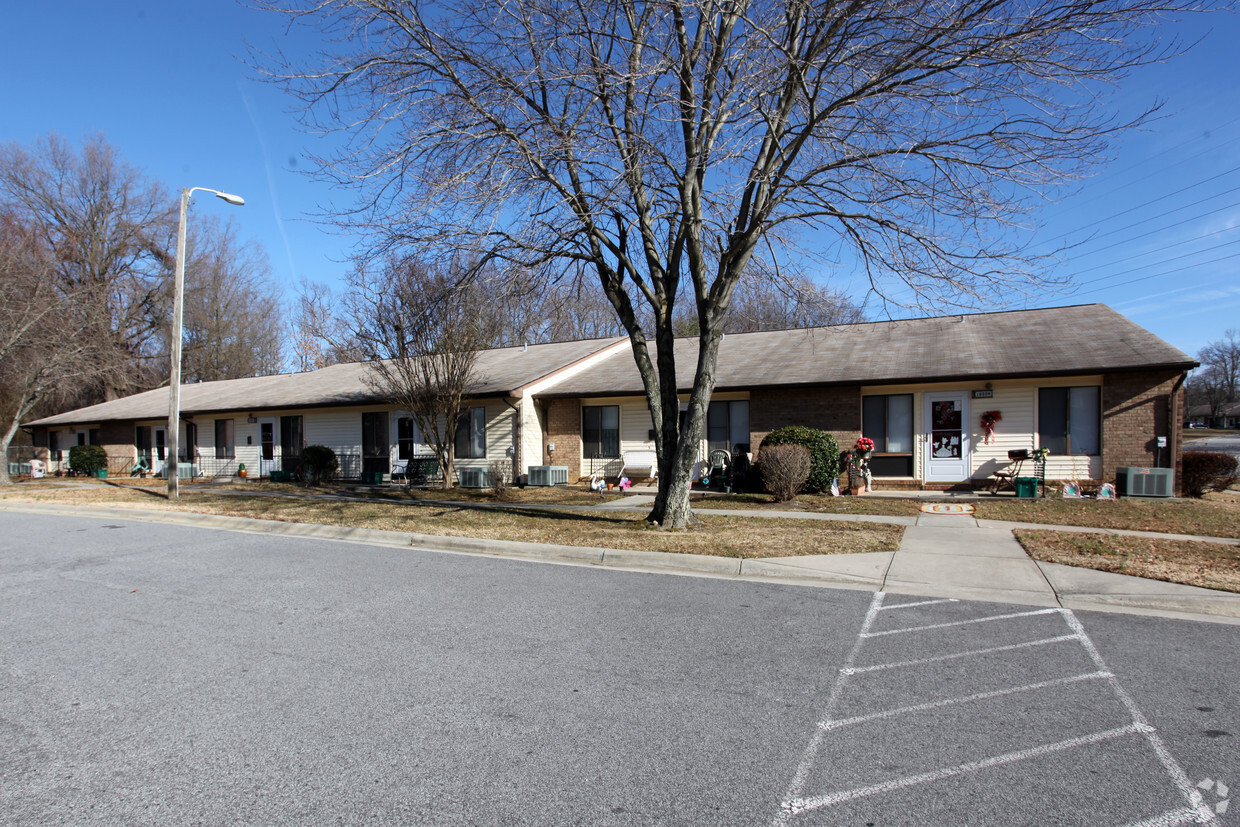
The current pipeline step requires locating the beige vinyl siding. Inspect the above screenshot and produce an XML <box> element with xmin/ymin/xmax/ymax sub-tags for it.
<box><xmin>863</xmin><ymin>377</ymin><xmax>1104</xmax><ymax>483</ymax></box>
<box><xmin>968</xmin><ymin>387</ymin><xmax>1034</xmax><ymax>480</ymax></box>
<box><xmin>453</xmin><ymin>400</ymin><xmax>517</xmax><ymax>472</ymax></box>
<box><xmin>305</xmin><ymin>408</ymin><xmax>364</xmax><ymax>451</ymax></box>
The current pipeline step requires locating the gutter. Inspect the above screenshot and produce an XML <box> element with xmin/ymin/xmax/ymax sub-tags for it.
<box><xmin>1170</xmin><ymin>371</ymin><xmax>1187</xmax><ymax>492</ymax></box>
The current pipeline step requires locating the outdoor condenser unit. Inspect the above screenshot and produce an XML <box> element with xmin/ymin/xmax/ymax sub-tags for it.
<box><xmin>528</xmin><ymin>465</ymin><xmax>569</xmax><ymax>486</ymax></box>
<box><xmin>1115</xmin><ymin>467</ymin><xmax>1174</xmax><ymax>498</ymax></box>
<box><xmin>459</xmin><ymin>467</ymin><xmax>488</xmax><ymax>489</ymax></box>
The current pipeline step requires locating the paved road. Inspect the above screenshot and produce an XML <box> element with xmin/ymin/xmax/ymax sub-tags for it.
<box><xmin>1184</xmin><ymin>434</ymin><xmax>1240</xmax><ymax>463</ymax></box>
<box><xmin>2</xmin><ymin>512</ymin><xmax>1236</xmax><ymax>825</ymax></box>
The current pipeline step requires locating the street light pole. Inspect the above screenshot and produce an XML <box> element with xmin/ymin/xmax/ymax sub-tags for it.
<box><xmin>168</xmin><ymin>187</ymin><xmax>244</xmax><ymax>500</ymax></box>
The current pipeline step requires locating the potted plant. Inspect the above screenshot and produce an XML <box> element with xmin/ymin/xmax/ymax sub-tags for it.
<box><xmin>847</xmin><ymin>437</ymin><xmax>875</xmax><ymax>494</ymax></box>
<box><xmin>237</xmin><ymin>462</ymin><xmax>247</xmax><ymax>480</ymax></box>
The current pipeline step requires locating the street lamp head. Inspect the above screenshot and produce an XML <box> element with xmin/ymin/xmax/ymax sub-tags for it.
<box><xmin>215</xmin><ymin>191</ymin><xmax>245</xmax><ymax>206</ymax></box>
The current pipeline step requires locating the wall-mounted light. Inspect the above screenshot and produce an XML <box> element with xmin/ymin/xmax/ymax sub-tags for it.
<box><xmin>247</xmin><ymin>415</ymin><xmax>257</xmax><ymax>424</ymax></box>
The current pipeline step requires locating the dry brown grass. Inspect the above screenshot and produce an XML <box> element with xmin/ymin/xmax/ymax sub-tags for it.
<box><xmin>973</xmin><ymin>490</ymin><xmax>1240</xmax><ymax>538</ymax></box>
<box><xmin>0</xmin><ymin>481</ymin><xmax>902</xmax><ymax>559</ymax></box>
<box><xmin>1016</xmin><ymin>529</ymin><xmax>1240</xmax><ymax>594</ymax></box>
<box><xmin>692</xmin><ymin>491</ymin><xmax>923</xmax><ymax>517</ymax></box>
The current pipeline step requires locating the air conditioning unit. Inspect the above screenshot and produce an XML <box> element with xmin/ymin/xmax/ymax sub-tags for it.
<box><xmin>1115</xmin><ymin>467</ymin><xmax>1174</xmax><ymax>498</ymax></box>
<box><xmin>528</xmin><ymin>465</ymin><xmax>569</xmax><ymax>486</ymax></box>
<box><xmin>459</xmin><ymin>467</ymin><xmax>488</xmax><ymax>489</ymax></box>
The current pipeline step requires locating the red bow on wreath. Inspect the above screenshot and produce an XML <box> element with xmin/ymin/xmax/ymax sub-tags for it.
<box><xmin>980</xmin><ymin>410</ymin><xmax>1002</xmax><ymax>444</ymax></box>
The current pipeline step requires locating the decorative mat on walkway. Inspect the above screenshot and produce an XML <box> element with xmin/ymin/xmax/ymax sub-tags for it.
<box><xmin>919</xmin><ymin>503</ymin><xmax>976</xmax><ymax>514</ymax></box>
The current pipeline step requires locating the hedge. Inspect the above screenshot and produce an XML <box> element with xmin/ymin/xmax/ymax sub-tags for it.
<box><xmin>758</xmin><ymin>426</ymin><xmax>840</xmax><ymax>494</ymax></box>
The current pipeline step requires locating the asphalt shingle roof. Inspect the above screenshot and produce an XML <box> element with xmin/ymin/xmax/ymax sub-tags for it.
<box><xmin>27</xmin><ymin>337</ymin><xmax>623</xmax><ymax>426</ymax></box>
<box><xmin>545</xmin><ymin>304</ymin><xmax>1196</xmax><ymax>396</ymax></box>
<box><xmin>27</xmin><ymin>304</ymin><xmax>1193</xmax><ymax>427</ymax></box>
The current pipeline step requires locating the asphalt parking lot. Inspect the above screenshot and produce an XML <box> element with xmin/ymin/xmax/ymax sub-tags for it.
<box><xmin>2</xmin><ymin>512</ymin><xmax>1236</xmax><ymax>825</ymax></box>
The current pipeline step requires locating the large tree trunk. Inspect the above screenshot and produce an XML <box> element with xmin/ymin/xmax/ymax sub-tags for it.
<box><xmin>0</xmin><ymin>391</ymin><xmax>33</xmax><ymax>487</ymax></box>
<box><xmin>646</xmin><ymin>329</ymin><xmax>723</xmax><ymax>529</ymax></box>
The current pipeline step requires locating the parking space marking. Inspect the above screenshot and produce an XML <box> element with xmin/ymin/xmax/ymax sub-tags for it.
<box><xmin>819</xmin><ymin>670</ymin><xmax>1112</xmax><ymax>732</ymax></box>
<box><xmin>877</xmin><ymin>597</ymin><xmax>959</xmax><ymax>611</ymax></box>
<box><xmin>782</xmin><ymin>723</ymin><xmax>1144</xmax><ymax>816</ymax></box>
<box><xmin>774</xmin><ymin>593</ymin><xmax>1219</xmax><ymax>826</ymax></box>
<box><xmin>1061</xmin><ymin>611</ymin><xmax>1218</xmax><ymax>826</ymax></box>
<box><xmin>844</xmin><ymin>634</ymin><xmax>1079</xmax><ymax>675</ymax></box>
<box><xmin>1124</xmin><ymin>807</ymin><xmax>1210</xmax><ymax>827</ymax></box>
<box><xmin>861</xmin><ymin>607</ymin><xmax>1059</xmax><ymax>637</ymax></box>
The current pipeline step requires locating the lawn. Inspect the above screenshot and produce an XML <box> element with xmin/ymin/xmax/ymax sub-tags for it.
<box><xmin>0</xmin><ymin>481</ymin><xmax>902</xmax><ymax>560</ymax></box>
<box><xmin>971</xmin><ymin>491</ymin><xmax>1240</xmax><ymax>538</ymax></box>
<box><xmin>1015</xmin><ymin>529</ymin><xmax>1240</xmax><ymax>594</ymax></box>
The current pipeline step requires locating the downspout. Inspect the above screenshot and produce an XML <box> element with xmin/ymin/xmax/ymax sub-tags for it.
<box><xmin>1169</xmin><ymin>371</ymin><xmax>1187</xmax><ymax>493</ymax></box>
<box><xmin>503</xmin><ymin>396</ymin><xmax>521</xmax><ymax>485</ymax></box>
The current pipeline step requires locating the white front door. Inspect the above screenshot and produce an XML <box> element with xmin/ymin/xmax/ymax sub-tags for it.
<box><xmin>925</xmin><ymin>392</ymin><xmax>969</xmax><ymax>483</ymax></box>
<box><xmin>152</xmin><ymin>426</ymin><xmax>167</xmax><ymax>477</ymax></box>
<box><xmin>259</xmin><ymin>419</ymin><xmax>278</xmax><ymax>477</ymax></box>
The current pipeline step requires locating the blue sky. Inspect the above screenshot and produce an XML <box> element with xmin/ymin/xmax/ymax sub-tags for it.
<box><xmin>1</xmin><ymin>2</ymin><xmax>1236</xmax><ymax>361</ymax></box>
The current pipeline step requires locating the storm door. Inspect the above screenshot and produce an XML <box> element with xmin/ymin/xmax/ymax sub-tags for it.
<box><xmin>924</xmin><ymin>392</ymin><xmax>969</xmax><ymax>482</ymax></box>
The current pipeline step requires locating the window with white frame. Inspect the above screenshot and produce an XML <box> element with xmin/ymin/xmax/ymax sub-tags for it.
<box><xmin>454</xmin><ymin>407</ymin><xmax>486</xmax><ymax>459</ymax></box>
<box><xmin>397</xmin><ymin>416</ymin><xmax>421</xmax><ymax>460</ymax></box>
<box><xmin>214</xmin><ymin>419</ymin><xmax>235</xmax><ymax>459</ymax></box>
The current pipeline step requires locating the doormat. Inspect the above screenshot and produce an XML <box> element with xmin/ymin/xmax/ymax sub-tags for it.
<box><xmin>919</xmin><ymin>503</ymin><xmax>976</xmax><ymax>514</ymax></box>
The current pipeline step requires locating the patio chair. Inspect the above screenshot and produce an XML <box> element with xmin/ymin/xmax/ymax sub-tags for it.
<box><xmin>391</xmin><ymin>458</ymin><xmax>409</xmax><ymax>486</ymax></box>
<box><xmin>988</xmin><ymin>449</ymin><xmax>1030</xmax><ymax>495</ymax></box>
<box><xmin>703</xmin><ymin>449</ymin><xmax>731</xmax><ymax>491</ymax></box>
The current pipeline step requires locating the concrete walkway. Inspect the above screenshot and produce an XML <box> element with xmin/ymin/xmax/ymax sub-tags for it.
<box><xmin>4</xmin><ymin>490</ymin><xmax>1239</xmax><ymax>625</ymax></box>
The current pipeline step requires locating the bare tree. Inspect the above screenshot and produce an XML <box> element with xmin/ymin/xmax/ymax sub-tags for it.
<box><xmin>0</xmin><ymin>215</ymin><xmax>103</xmax><ymax>485</ymax></box>
<box><xmin>291</xmin><ymin>279</ymin><xmax>350</xmax><ymax>372</ymax></box>
<box><xmin>724</xmin><ymin>272</ymin><xmax>865</xmax><ymax>333</ymax></box>
<box><xmin>676</xmin><ymin>270</ymin><xmax>865</xmax><ymax>335</ymax></box>
<box><xmin>1196</xmin><ymin>329</ymin><xmax>1240</xmax><ymax>416</ymax></box>
<box><xmin>345</xmin><ymin>255</ymin><xmax>488</xmax><ymax>487</ymax></box>
<box><xmin>178</xmin><ymin>215</ymin><xmax>286</xmax><ymax>381</ymax></box>
<box><xmin>0</xmin><ymin>133</ymin><xmax>175</xmax><ymax>402</ymax></box>
<box><xmin>262</xmin><ymin>0</ymin><xmax>1197</xmax><ymax>528</ymax></box>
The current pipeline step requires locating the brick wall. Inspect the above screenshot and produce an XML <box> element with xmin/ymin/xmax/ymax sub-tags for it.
<box><xmin>97</xmin><ymin>421</ymin><xmax>138</xmax><ymax>476</ymax></box>
<box><xmin>1101</xmin><ymin>370</ymin><xmax>1183</xmax><ymax>489</ymax></box>
<box><xmin>543</xmin><ymin>399</ymin><xmax>583</xmax><ymax>479</ymax></box>
<box><xmin>750</xmin><ymin>386</ymin><xmax>862</xmax><ymax>452</ymax></box>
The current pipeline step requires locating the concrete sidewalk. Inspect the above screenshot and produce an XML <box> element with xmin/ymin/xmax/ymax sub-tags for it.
<box><xmin>3</xmin><ymin>498</ymin><xmax>1238</xmax><ymax>625</ymax></box>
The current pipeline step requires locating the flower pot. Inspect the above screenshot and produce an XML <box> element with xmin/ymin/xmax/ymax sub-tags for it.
<box><xmin>607</xmin><ymin>483</ymin><xmax>614</xmax><ymax>490</ymax></box>
<box><xmin>238</xmin><ymin>469</ymin><xmax>247</xmax><ymax>480</ymax></box>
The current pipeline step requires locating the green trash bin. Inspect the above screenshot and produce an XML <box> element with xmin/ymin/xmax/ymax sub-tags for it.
<box><xmin>270</xmin><ymin>470</ymin><xmax>290</xmax><ymax>483</ymax></box>
<box><xmin>1014</xmin><ymin>476</ymin><xmax>1038</xmax><ymax>499</ymax></box>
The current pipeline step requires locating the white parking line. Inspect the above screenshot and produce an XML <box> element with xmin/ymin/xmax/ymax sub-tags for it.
<box><xmin>860</xmin><ymin>608</ymin><xmax>1059</xmax><ymax>637</ymax></box>
<box><xmin>1060</xmin><ymin>610</ymin><xmax>1218</xmax><ymax>826</ymax></box>
<box><xmin>782</xmin><ymin>724</ymin><xmax>1144</xmax><ymax>817</ymax></box>
<box><xmin>774</xmin><ymin>593</ymin><xmax>1218</xmax><ymax>825</ymax></box>
<box><xmin>819</xmin><ymin>671</ymin><xmax>1112</xmax><ymax>732</ymax></box>
<box><xmin>877</xmin><ymin>597</ymin><xmax>960</xmax><ymax>611</ymax></box>
<box><xmin>844</xmin><ymin>634</ymin><xmax>1079</xmax><ymax>675</ymax></box>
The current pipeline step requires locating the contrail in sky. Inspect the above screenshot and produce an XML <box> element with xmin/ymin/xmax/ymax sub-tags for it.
<box><xmin>239</xmin><ymin>81</ymin><xmax>297</xmax><ymax>282</ymax></box>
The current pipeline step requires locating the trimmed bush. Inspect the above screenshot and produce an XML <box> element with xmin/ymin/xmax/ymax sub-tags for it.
<box><xmin>758</xmin><ymin>426</ymin><xmax>841</xmax><ymax>494</ymax></box>
<box><xmin>1181</xmin><ymin>451</ymin><xmax>1238</xmax><ymax>498</ymax></box>
<box><xmin>760</xmin><ymin>444</ymin><xmax>812</xmax><ymax>502</ymax></box>
<box><xmin>300</xmin><ymin>445</ymin><xmax>339</xmax><ymax>486</ymax></box>
<box><xmin>488</xmin><ymin>460</ymin><xmax>511</xmax><ymax>501</ymax></box>
<box><xmin>69</xmin><ymin>444</ymin><xmax>108</xmax><ymax>476</ymax></box>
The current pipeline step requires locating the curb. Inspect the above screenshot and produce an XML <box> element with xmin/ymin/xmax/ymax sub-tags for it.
<box><xmin>4</xmin><ymin>501</ymin><xmax>1238</xmax><ymax>624</ymax></box>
